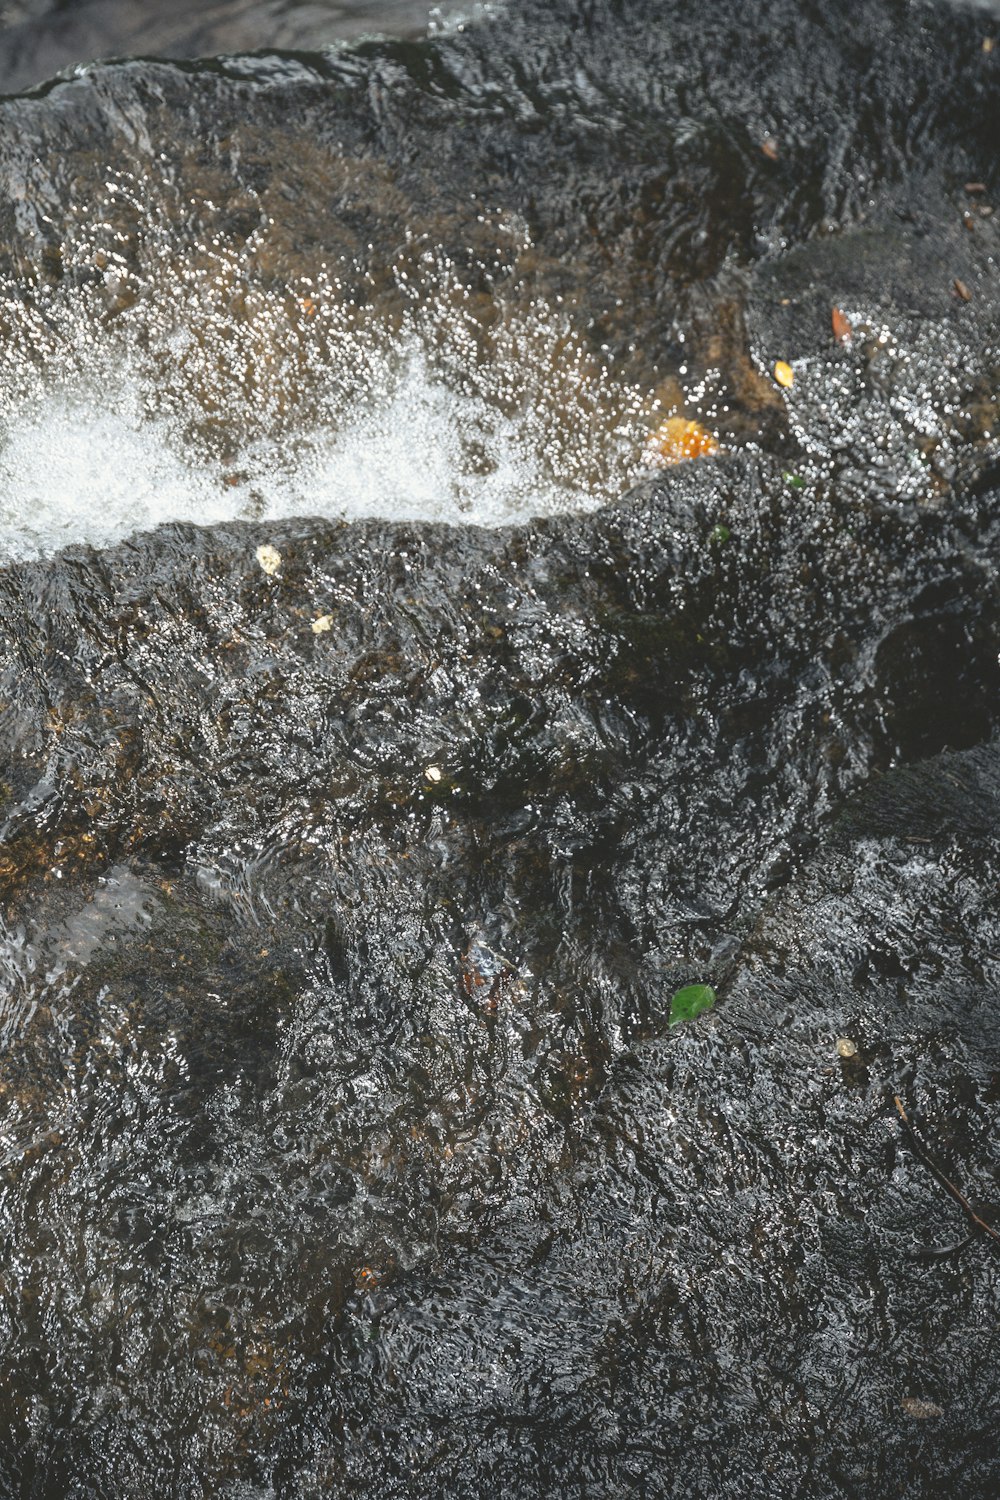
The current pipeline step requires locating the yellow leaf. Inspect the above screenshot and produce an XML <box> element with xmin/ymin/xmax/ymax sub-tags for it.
<box><xmin>774</xmin><ymin>360</ymin><xmax>794</xmax><ymax>388</ymax></box>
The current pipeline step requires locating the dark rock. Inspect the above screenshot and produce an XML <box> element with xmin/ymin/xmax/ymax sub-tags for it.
<box><xmin>0</xmin><ymin>1</ymin><xmax>998</xmax><ymax>1496</ymax></box>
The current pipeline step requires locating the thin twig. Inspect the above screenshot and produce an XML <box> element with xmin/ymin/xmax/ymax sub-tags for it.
<box><xmin>894</xmin><ymin>1095</ymin><xmax>1000</xmax><ymax>1247</ymax></box>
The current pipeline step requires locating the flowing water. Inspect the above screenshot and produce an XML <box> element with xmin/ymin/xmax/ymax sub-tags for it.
<box><xmin>0</xmin><ymin>1</ymin><xmax>998</xmax><ymax>1496</ymax></box>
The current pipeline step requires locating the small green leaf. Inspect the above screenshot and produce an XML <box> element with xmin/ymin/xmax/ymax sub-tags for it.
<box><xmin>707</xmin><ymin>524</ymin><xmax>730</xmax><ymax>545</ymax></box>
<box><xmin>669</xmin><ymin>983</ymin><xmax>716</xmax><ymax>1027</ymax></box>
<box><xmin>782</xmin><ymin>471</ymin><xmax>805</xmax><ymax>489</ymax></box>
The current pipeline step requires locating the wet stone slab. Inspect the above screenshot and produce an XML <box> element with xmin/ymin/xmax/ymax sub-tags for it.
<box><xmin>0</xmin><ymin>0</ymin><xmax>465</xmax><ymax>96</ymax></box>
<box><xmin>0</xmin><ymin>0</ymin><xmax>997</xmax><ymax>1496</ymax></box>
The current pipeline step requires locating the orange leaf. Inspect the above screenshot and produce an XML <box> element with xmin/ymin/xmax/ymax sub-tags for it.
<box><xmin>831</xmin><ymin>306</ymin><xmax>852</xmax><ymax>343</ymax></box>
<box><xmin>644</xmin><ymin>417</ymin><xmax>720</xmax><ymax>468</ymax></box>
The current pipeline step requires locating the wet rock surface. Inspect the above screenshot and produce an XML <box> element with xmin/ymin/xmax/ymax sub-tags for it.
<box><xmin>0</xmin><ymin>1</ymin><xmax>999</xmax><ymax>1495</ymax></box>
<box><xmin>0</xmin><ymin>0</ymin><xmax>455</xmax><ymax>97</ymax></box>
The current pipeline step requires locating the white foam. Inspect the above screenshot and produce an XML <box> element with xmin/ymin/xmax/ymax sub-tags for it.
<box><xmin>0</xmin><ymin>235</ymin><xmax>657</xmax><ymax>560</ymax></box>
<box><xmin>0</xmin><ymin>392</ymin><xmax>239</xmax><ymax>560</ymax></box>
<box><xmin>234</xmin><ymin>344</ymin><xmax>635</xmax><ymax>530</ymax></box>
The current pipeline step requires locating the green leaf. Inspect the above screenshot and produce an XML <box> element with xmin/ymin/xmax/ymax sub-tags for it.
<box><xmin>782</xmin><ymin>470</ymin><xmax>805</xmax><ymax>489</ymax></box>
<box><xmin>669</xmin><ymin>983</ymin><xmax>716</xmax><ymax>1027</ymax></box>
<box><xmin>707</xmin><ymin>524</ymin><xmax>730</xmax><ymax>545</ymax></box>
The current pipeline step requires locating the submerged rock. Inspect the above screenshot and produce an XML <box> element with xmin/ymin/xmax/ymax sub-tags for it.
<box><xmin>0</xmin><ymin>1</ymin><xmax>997</xmax><ymax>1496</ymax></box>
<box><xmin>0</xmin><ymin>0</ymin><xmax>453</xmax><ymax>96</ymax></box>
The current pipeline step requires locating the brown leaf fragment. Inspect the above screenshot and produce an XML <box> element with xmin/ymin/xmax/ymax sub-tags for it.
<box><xmin>962</xmin><ymin>211</ymin><xmax>976</xmax><ymax>231</ymax></box>
<box><xmin>954</xmin><ymin>278</ymin><xmax>972</xmax><ymax>302</ymax></box>
<box><xmin>901</xmin><ymin>1397</ymin><xmax>944</xmax><ymax>1420</ymax></box>
<box><xmin>831</xmin><ymin>306</ymin><xmax>852</xmax><ymax>342</ymax></box>
<box><xmin>964</xmin><ymin>182</ymin><xmax>987</xmax><ymax>193</ymax></box>
<box><xmin>761</xmin><ymin>136</ymin><xmax>779</xmax><ymax>161</ymax></box>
